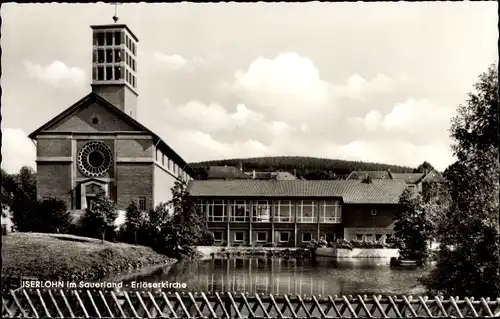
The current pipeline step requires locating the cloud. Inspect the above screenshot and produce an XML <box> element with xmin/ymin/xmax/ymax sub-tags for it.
<box><xmin>1</xmin><ymin>128</ymin><xmax>36</xmax><ymax>174</ymax></box>
<box><xmin>229</xmin><ymin>52</ymin><xmax>410</xmax><ymax>130</ymax></box>
<box><xmin>234</xmin><ymin>52</ymin><xmax>330</xmax><ymax>105</ymax></box>
<box><xmin>153</xmin><ymin>53</ymin><xmax>188</xmax><ymax>69</ymax></box>
<box><xmin>232</xmin><ymin>53</ymin><xmax>332</xmax><ymax>126</ymax></box>
<box><xmin>351</xmin><ymin>98</ymin><xmax>455</xmax><ymax>137</ymax></box>
<box><xmin>152</xmin><ymin>52</ymin><xmax>453</xmax><ymax>172</ymax></box>
<box><xmin>169</xmin><ymin>100</ymin><xmax>265</xmax><ymax>132</ymax></box>
<box><xmin>24</xmin><ymin>60</ymin><xmax>86</xmax><ymax>88</ymax></box>
<box><xmin>161</xmin><ymin>123</ymin><xmax>454</xmax><ymax>172</ymax></box>
<box><xmin>331</xmin><ymin>73</ymin><xmax>410</xmax><ymax>101</ymax></box>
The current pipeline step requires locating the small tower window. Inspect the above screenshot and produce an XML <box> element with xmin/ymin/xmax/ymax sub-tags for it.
<box><xmin>114</xmin><ymin>49</ymin><xmax>122</xmax><ymax>62</ymax></box>
<box><xmin>97</xmin><ymin>50</ymin><xmax>105</xmax><ymax>63</ymax></box>
<box><xmin>97</xmin><ymin>67</ymin><xmax>104</xmax><ymax>80</ymax></box>
<box><xmin>114</xmin><ymin>67</ymin><xmax>122</xmax><ymax>80</ymax></box>
<box><xmin>126</xmin><ymin>71</ymin><xmax>129</xmax><ymax>83</ymax></box>
<box><xmin>132</xmin><ymin>75</ymin><xmax>136</xmax><ymax>88</ymax></box>
<box><xmin>106</xmin><ymin>49</ymin><xmax>113</xmax><ymax>63</ymax></box>
<box><xmin>91</xmin><ymin>116</ymin><xmax>99</xmax><ymax>125</ymax></box>
<box><xmin>138</xmin><ymin>197</ymin><xmax>146</xmax><ymax>211</ymax></box>
<box><xmin>106</xmin><ymin>32</ymin><xmax>113</xmax><ymax>46</ymax></box>
<box><xmin>125</xmin><ymin>35</ymin><xmax>129</xmax><ymax>49</ymax></box>
<box><xmin>114</xmin><ymin>31</ymin><xmax>121</xmax><ymax>45</ymax></box>
<box><xmin>106</xmin><ymin>67</ymin><xmax>113</xmax><ymax>80</ymax></box>
<box><xmin>132</xmin><ymin>42</ymin><xmax>136</xmax><ymax>55</ymax></box>
<box><xmin>132</xmin><ymin>59</ymin><xmax>136</xmax><ymax>72</ymax></box>
<box><xmin>97</xmin><ymin>33</ymin><xmax>105</xmax><ymax>46</ymax></box>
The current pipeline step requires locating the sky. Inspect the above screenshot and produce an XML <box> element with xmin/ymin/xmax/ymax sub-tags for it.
<box><xmin>1</xmin><ymin>2</ymin><xmax>498</xmax><ymax>174</ymax></box>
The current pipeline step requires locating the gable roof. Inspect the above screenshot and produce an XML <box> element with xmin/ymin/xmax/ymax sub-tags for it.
<box><xmin>421</xmin><ymin>169</ymin><xmax>446</xmax><ymax>183</ymax></box>
<box><xmin>346</xmin><ymin>171</ymin><xmax>391</xmax><ymax>180</ymax></box>
<box><xmin>28</xmin><ymin>92</ymin><xmax>194</xmax><ymax>175</ymax></box>
<box><xmin>206</xmin><ymin>166</ymin><xmax>251</xmax><ymax>179</ymax></box>
<box><xmin>390</xmin><ymin>173</ymin><xmax>425</xmax><ymax>183</ymax></box>
<box><xmin>244</xmin><ymin>171</ymin><xmax>297</xmax><ymax>180</ymax></box>
<box><xmin>187</xmin><ymin>179</ymin><xmax>406</xmax><ymax>204</ymax></box>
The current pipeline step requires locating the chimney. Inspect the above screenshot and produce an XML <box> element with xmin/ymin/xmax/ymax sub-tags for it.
<box><xmin>252</xmin><ymin>170</ymin><xmax>256</xmax><ymax>179</ymax></box>
<box><xmin>362</xmin><ymin>173</ymin><xmax>372</xmax><ymax>184</ymax></box>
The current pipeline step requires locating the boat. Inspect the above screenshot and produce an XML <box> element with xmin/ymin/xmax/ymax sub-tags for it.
<box><xmin>390</xmin><ymin>257</ymin><xmax>424</xmax><ymax>267</ymax></box>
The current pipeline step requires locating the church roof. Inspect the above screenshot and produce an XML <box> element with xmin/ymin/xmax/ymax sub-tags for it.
<box><xmin>28</xmin><ymin>92</ymin><xmax>194</xmax><ymax>175</ymax></box>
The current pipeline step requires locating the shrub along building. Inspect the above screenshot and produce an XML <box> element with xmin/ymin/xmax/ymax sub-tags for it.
<box><xmin>28</xmin><ymin>21</ymin><xmax>193</xmax><ymax>224</ymax></box>
<box><xmin>187</xmin><ymin>178</ymin><xmax>407</xmax><ymax>247</ymax></box>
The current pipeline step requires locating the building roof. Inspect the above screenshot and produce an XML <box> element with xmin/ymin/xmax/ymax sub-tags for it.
<box><xmin>421</xmin><ymin>169</ymin><xmax>446</xmax><ymax>183</ymax></box>
<box><xmin>90</xmin><ymin>24</ymin><xmax>139</xmax><ymax>42</ymax></box>
<box><xmin>28</xmin><ymin>92</ymin><xmax>194</xmax><ymax>175</ymax></box>
<box><xmin>390</xmin><ymin>173</ymin><xmax>425</xmax><ymax>183</ymax></box>
<box><xmin>244</xmin><ymin>171</ymin><xmax>297</xmax><ymax>180</ymax></box>
<box><xmin>347</xmin><ymin>169</ymin><xmax>444</xmax><ymax>184</ymax></box>
<box><xmin>206</xmin><ymin>166</ymin><xmax>251</xmax><ymax>180</ymax></box>
<box><xmin>187</xmin><ymin>179</ymin><xmax>407</xmax><ymax>204</ymax></box>
<box><xmin>346</xmin><ymin>171</ymin><xmax>391</xmax><ymax>180</ymax></box>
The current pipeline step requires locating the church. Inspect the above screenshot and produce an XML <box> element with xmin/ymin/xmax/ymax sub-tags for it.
<box><xmin>28</xmin><ymin>22</ymin><xmax>193</xmax><ymax>223</ymax></box>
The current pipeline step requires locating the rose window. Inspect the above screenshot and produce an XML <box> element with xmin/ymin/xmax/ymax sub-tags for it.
<box><xmin>77</xmin><ymin>141</ymin><xmax>112</xmax><ymax>177</ymax></box>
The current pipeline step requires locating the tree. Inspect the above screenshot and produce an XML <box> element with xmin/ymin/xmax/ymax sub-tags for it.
<box><xmin>160</xmin><ymin>180</ymin><xmax>212</xmax><ymax>258</ymax></box>
<box><xmin>8</xmin><ymin>166</ymin><xmax>39</xmax><ymax>232</ymax></box>
<box><xmin>450</xmin><ymin>64</ymin><xmax>499</xmax><ymax>160</ymax></box>
<box><xmin>80</xmin><ymin>188</ymin><xmax>117</xmax><ymax>242</ymax></box>
<box><xmin>422</xmin><ymin>64</ymin><xmax>500</xmax><ymax>298</ymax></box>
<box><xmin>393</xmin><ymin>189</ymin><xmax>433</xmax><ymax>260</ymax></box>
<box><xmin>414</xmin><ymin>161</ymin><xmax>435</xmax><ymax>173</ymax></box>
<box><xmin>1</xmin><ymin>168</ymin><xmax>16</xmax><ymax>212</ymax></box>
<box><xmin>124</xmin><ymin>201</ymin><xmax>147</xmax><ymax>245</ymax></box>
<box><xmin>421</xmin><ymin>148</ymin><xmax>499</xmax><ymax>297</ymax></box>
<box><xmin>36</xmin><ymin>197</ymin><xmax>72</xmax><ymax>233</ymax></box>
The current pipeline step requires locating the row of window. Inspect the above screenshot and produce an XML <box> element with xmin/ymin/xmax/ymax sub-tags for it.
<box><xmin>213</xmin><ymin>231</ymin><xmax>317</xmax><ymax>243</ymax></box>
<box><xmin>199</xmin><ymin>200</ymin><xmax>342</xmax><ymax>223</ymax></box>
<box><xmin>94</xmin><ymin>66</ymin><xmax>136</xmax><ymax>88</ymax></box>
<box><xmin>94</xmin><ymin>31</ymin><xmax>136</xmax><ymax>55</ymax></box>
<box><xmin>94</xmin><ymin>49</ymin><xmax>136</xmax><ymax>72</ymax></box>
<box><xmin>155</xmin><ymin>148</ymin><xmax>190</xmax><ymax>182</ymax></box>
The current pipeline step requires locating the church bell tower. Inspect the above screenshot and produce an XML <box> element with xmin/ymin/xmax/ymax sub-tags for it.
<box><xmin>90</xmin><ymin>21</ymin><xmax>139</xmax><ymax>119</ymax></box>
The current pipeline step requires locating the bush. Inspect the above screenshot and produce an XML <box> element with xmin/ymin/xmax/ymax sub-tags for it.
<box><xmin>199</xmin><ymin>231</ymin><xmax>215</xmax><ymax>246</ymax></box>
<box><xmin>385</xmin><ymin>236</ymin><xmax>404</xmax><ymax>249</ymax></box>
<box><xmin>306</xmin><ymin>239</ymin><xmax>323</xmax><ymax>249</ymax></box>
<box><xmin>333</xmin><ymin>239</ymin><xmax>353</xmax><ymax>250</ymax></box>
<box><xmin>35</xmin><ymin>197</ymin><xmax>73</xmax><ymax>233</ymax></box>
<box><xmin>79</xmin><ymin>189</ymin><xmax>117</xmax><ymax>242</ymax></box>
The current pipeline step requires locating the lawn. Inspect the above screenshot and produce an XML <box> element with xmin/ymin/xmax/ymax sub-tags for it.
<box><xmin>1</xmin><ymin>232</ymin><xmax>174</xmax><ymax>281</ymax></box>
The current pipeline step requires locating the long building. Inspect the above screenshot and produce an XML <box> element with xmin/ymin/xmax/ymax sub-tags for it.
<box><xmin>188</xmin><ymin>179</ymin><xmax>408</xmax><ymax>247</ymax></box>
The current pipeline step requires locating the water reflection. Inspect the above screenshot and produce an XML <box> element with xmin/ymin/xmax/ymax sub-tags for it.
<box><xmin>124</xmin><ymin>257</ymin><xmax>430</xmax><ymax>296</ymax></box>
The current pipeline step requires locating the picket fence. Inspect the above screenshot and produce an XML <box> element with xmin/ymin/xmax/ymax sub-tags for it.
<box><xmin>2</xmin><ymin>288</ymin><xmax>500</xmax><ymax>318</ymax></box>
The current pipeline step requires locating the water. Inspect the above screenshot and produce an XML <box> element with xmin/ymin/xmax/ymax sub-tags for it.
<box><xmin>122</xmin><ymin>257</ymin><xmax>431</xmax><ymax>296</ymax></box>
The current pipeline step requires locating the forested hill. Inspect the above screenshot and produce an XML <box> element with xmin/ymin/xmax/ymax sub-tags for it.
<box><xmin>188</xmin><ymin>156</ymin><xmax>417</xmax><ymax>180</ymax></box>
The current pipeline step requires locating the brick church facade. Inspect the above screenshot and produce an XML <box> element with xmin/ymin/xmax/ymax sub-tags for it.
<box><xmin>29</xmin><ymin>23</ymin><xmax>193</xmax><ymax>224</ymax></box>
